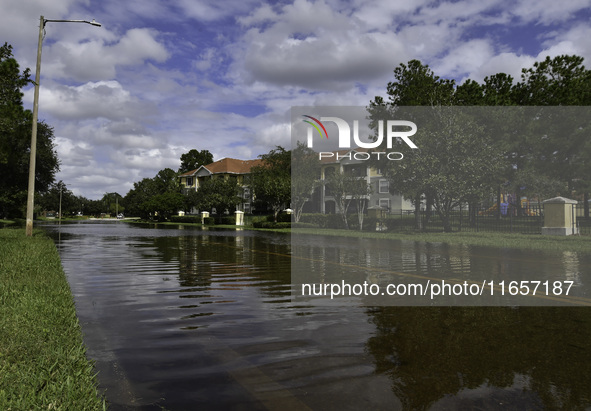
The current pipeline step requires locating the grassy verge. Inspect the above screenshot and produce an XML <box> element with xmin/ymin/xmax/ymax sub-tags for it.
<box><xmin>291</xmin><ymin>228</ymin><xmax>591</xmax><ymax>254</ymax></box>
<box><xmin>0</xmin><ymin>228</ymin><xmax>106</xmax><ymax>410</ymax></box>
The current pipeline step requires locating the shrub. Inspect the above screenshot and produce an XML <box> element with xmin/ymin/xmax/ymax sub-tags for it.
<box><xmin>363</xmin><ymin>217</ymin><xmax>378</xmax><ymax>231</ymax></box>
<box><xmin>220</xmin><ymin>216</ymin><xmax>236</xmax><ymax>225</ymax></box>
<box><xmin>300</xmin><ymin>213</ymin><xmax>327</xmax><ymax>227</ymax></box>
<box><xmin>325</xmin><ymin>214</ymin><xmax>346</xmax><ymax>229</ymax></box>
<box><xmin>169</xmin><ymin>215</ymin><xmax>201</xmax><ymax>224</ymax></box>
<box><xmin>277</xmin><ymin>212</ymin><xmax>292</xmax><ymax>223</ymax></box>
<box><xmin>253</xmin><ymin>221</ymin><xmax>291</xmax><ymax>229</ymax></box>
<box><xmin>291</xmin><ymin>222</ymin><xmax>317</xmax><ymax>229</ymax></box>
<box><xmin>203</xmin><ymin>217</ymin><xmax>215</xmax><ymax>225</ymax></box>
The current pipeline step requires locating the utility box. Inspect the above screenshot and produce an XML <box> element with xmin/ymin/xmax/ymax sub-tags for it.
<box><xmin>542</xmin><ymin>197</ymin><xmax>578</xmax><ymax>236</ymax></box>
<box><xmin>367</xmin><ymin>206</ymin><xmax>386</xmax><ymax>231</ymax></box>
<box><xmin>235</xmin><ymin>211</ymin><xmax>244</xmax><ymax>226</ymax></box>
<box><xmin>368</xmin><ymin>206</ymin><xmax>385</xmax><ymax>219</ymax></box>
<box><xmin>201</xmin><ymin>211</ymin><xmax>209</xmax><ymax>224</ymax></box>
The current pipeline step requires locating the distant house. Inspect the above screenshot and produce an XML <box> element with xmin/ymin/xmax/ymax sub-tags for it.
<box><xmin>304</xmin><ymin>148</ymin><xmax>413</xmax><ymax>215</ymax></box>
<box><xmin>179</xmin><ymin>158</ymin><xmax>263</xmax><ymax>213</ymax></box>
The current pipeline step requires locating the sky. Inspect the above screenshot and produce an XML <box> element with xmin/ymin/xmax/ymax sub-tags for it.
<box><xmin>1</xmin><ymin>0</ymin><xmax>590</xmax><ymax>200</ymax></box>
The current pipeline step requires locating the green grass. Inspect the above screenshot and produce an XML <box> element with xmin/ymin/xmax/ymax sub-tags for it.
<box><xmin>0</xmin><ymin>228</ymin><xmax>106</xmax><ymax>410</ymax></box>
<box><xmin>291</xmin><ymin>228</ymin><xmax>591</xmax><ymax>254</ymax></box>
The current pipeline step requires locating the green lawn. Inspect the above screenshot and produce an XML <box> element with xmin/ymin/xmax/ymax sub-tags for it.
<box><xmin>0</xmin><ymin>228</ymin><xmax>106</xmax><ymax>410</ymax></box>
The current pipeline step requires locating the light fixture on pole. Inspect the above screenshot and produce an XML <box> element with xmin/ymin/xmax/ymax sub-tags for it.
<box><xmin>25</xmin><ymin>15</ymin><xmax>102</xmax><ymax>236</ymax></box>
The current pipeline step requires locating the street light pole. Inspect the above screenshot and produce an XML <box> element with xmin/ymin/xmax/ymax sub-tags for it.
<box><xmin>25</xmin><ymin>15</ymin><xmax>101</xmax><ymax>236</ymax></box>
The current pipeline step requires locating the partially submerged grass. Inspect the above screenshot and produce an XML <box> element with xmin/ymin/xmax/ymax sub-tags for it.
<box><xmin>131</xmin><ymin>217</ymin><xmax>591</xmax><ymax>253</ymax></box>
<box><xmin>291</xmin><ymin>228</ymin><xmax>591</xmax><ymax>254</ymax></box>
<box><xmin>0</xmin><ymin>228</ymin><xmax>106</xmax><ymax>410</ymax></box>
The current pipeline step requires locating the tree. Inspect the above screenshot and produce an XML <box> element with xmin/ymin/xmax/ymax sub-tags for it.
<box><xmin>324</xmin><ymin>167</ymin><xmax>371</xmax><ymax>230</ymax></box>
<box><xmin>350</xmin><ymin>177</ymin><xmax>372</xmax><ymax>231</ymax></box>
<box><xmin>291</xmin><ymin>142</ymin><xmax>320</xmax><ymax>223</ymax></box>
<box><xmin>514</xmin><ymin>55</ymin><xmax>591</xmax><ymax>106</ymax></box>
<box><xmin>195</xmin><ymin>177</ymin><xmax>241</xmax><ymax>220</ymax></box>
<box><xmin>100</xmin><ymin>192</ymin><xmax>124</xmax><ymax>215</ymax></box>
<box><xmin>325</xmin><ymin>170</ymin><xmax>354</xmax><ymax>229</ymax></box>
<box><xmin>146</xmin><ymin>191</ymin><xmax>184</xmax><ymax>221</ymax></box>
<box><xmin>0</xmin><ymin>43</ymin><xmax>30</xmax><ymax>142</ymax></box>
<box><xmin>514</xmin><ymin>56</ymin><xmax>591</xmax><ymax>215</ymax></box>
<box><xmin>124</xmin><ymin>178</ymin><xmax>157</xmax><ymax>219</ymax></box>
<box><xmin>370</xmin><ymin>56</ymin><xmax>591</xmax><ymax>230</ymax></box>
<box><xmin>84</xmin><ymin>198</ymin><xmax>104</xmax><ymax>217</ymax></box>
<box><xmin>178</xmin><ymin>149</ymin><xmax>213</xmax><ymax>173</ymax></box>
<box><xmin>384</xmin><ymin>59</ymin><xmax>455</xmax><ymax>107</ymax></box>
<box><xmin>368</xmin><ymin>60</ymin><xmax>456</xmax><ymax>230</ymax></box>
<box><xmin>124</xmin><ymin>166</ymin><xmax>184</xmax><ymax>219</ymax></box>
<box><xmin>371</xmin><ymin>106</ymin><xmax>505</xmax><ymax>232</ymax></box>
<box><xmin>481</xmin><ymin>73</ymin><xmax>516</xmax><ymax>106</ymax></box>
<box><xmin>0</xmin><ymin>43</ymin><xmax>59</xmax><ymax>218</ymax></box>
<box><xmin>39</xmin><ymin>181</ymin><xmax>76</xmax><ymax>216</ymax></box>
<box><xmin>250</xmin><ymin>146</ymin><xmax>291</xmax><ymax>221</ymax></box>
<box><xmin>153</xmin><ymin>168</ymin><xmax>179</xmax><ymax>193</ymax></box>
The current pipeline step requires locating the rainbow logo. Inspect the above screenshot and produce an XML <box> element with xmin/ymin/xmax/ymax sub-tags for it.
<box><xmin>302</xmin><ymin>115</ymin><xmax>328</xmax><ymax>140</ymax></box>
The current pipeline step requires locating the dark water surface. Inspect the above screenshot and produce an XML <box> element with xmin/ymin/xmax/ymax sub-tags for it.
<box><xmin>43</xmin><ymin>222</ymin><xmax>591</xmax><ymax>410</ymax></box>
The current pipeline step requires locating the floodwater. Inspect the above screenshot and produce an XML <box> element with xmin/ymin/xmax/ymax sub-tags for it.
<box><xmin>42</xmin><ymin>222</ymin><xmax>591</xmax><ymax>410</ymax></box>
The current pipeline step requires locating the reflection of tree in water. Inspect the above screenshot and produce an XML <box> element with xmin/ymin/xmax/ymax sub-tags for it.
<box><xmin>153</xmin><ymin>234</ymin><xmax>292</xmax><ymax>299</ymax></box>
<box><xmin>365</xmin><ymin>306</ymin><xmax>591</xmax><ymax>410</ymax></box>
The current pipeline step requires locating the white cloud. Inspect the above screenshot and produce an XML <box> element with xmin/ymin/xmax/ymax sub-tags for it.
<box><xmin>538</xmin><ymin>24</ymin><xmax>591</xmax><ymax>63</ymax></box>
<box><xmin>176</xmin><ymin>0</ymin><xmax>259</xmax><ymax>21</ymax></box>
<box><xmin>511</xmin><ymin>0</ymin><xmax>591</xmax><ymax>24</ymax></box>
<box><xmin>236</xmin><ymin>3</ymin><xmax>277</xmax><ymax>26</ymax></box>
<box><xmin>0</xmin><ymin>0</ymin><xmax>85</xmax><ymax>47</ymax></box>
<box><xmin>41</xmin><ymin>28</ymin><xmax>169</xmax><ymax>82</ymax></box>
<box><xmin>34</xmin><ymin>80</ymin><xmax>155</xmax><ymax>120</ymax></box>
<box><xmin>397</xmin><ymin>22</ymin><xmax>463</xmax><ymax>61</ymax></box>
<box><xmin>465</xmin><ymin>52</ymin><xmax>536</xmax><ymax>83</ymax></box>
<box><xmin>235</xmin><ymin>0</ymin><xmax>408</xmax><ymax>90</ymax></box>
<box><xmin>434</xmin><ymin>39</ymin><xmax>496</xmax><ymax>79</ymax></box>
<box><xmin>352</xmin><ymin>0</ymin><xmax>431</xmax><ymax>26</ymax></box>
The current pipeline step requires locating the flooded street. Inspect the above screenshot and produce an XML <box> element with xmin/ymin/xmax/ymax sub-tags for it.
<box><xmin>43</xmin><ymin>222</ymin><xmax>591</xmax><ymax>410</ymax></box>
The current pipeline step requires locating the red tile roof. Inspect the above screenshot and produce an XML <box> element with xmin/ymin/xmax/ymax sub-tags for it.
<box><xmin>179</xmin><ymin>158</ymin><xmax>264</xmax><ymax>177</ymax></box>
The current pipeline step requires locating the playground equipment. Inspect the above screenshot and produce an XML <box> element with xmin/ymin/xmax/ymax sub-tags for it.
<box><xmin>479</xmin><ymin>193</ymin><xmax>540</xmax><ymax>216</ymax></box>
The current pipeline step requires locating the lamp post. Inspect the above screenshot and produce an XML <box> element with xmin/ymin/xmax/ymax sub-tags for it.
<box><xmin>25</xmin><ymin>15</ymin><xmax>101</xmax><ymax>236</ymax></box>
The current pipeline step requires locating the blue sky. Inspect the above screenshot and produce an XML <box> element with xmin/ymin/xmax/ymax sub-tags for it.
<box><xmin>2</xmin><ymin>0</ymin><xmax>590</xmax><ymax>199</ymax></box>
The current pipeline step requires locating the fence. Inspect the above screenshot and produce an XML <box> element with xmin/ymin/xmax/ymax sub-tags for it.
<box><xmin>383</xmin><ymin>203</ymin><xmax>591</xmax><ymax>235</ymax></box>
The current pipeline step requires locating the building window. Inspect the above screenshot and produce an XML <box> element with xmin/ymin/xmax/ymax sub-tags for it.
<box><xmin>243</xmin><ymin>187</ymin><xmax>251</xmax><ymax>199</ymax></box>
<box><xmin>379</xmin><ymin>179</ymin><xmax>389</xmax><ymax>194</ymax></box>
<box><xmin>379</xmin><ymin>198</ymin><xmax>390</xmax><ymax>211</ymax></box>
<box><xmin>186</xmin><ymin>177</ymin><xmax>193</xmax><ymax>187</ymax></box>
<box><xmin>244</xmin><ymin>203</ymin><xmax>251</xmax><ymax>213</ymax></box>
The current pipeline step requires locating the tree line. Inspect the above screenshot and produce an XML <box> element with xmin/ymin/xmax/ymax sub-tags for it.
<box><xmin>368</xmin><ymin>55</ymin><xmax>591</xmax><ymax>231</ymax></box>
<box><xmin>0</xmin><ymin>43</ymin><xmax>60</xmax><ymax>219</ymax></box>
